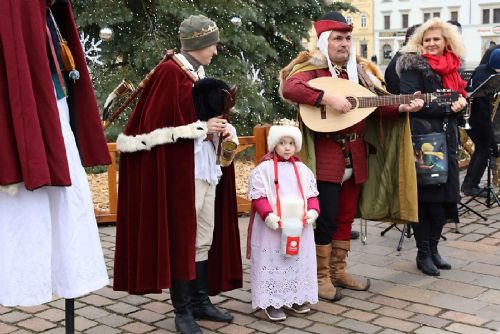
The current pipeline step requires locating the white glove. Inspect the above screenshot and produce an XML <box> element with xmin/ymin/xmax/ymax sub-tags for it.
<box><xmin>306</xmin><ymin>209</ymin><xmax>319</xmax><ymax>225</ymax></box>
<box><xmin>264</xmin><ymin>213</ymin><xmax>281</xmax><ymax>230</ymax></box>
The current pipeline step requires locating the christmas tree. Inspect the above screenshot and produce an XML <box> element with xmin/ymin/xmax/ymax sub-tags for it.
<box><xmin>73</xmin><ymin>0</ymin><xmax>357</xmax><ymax>138</ymax></box>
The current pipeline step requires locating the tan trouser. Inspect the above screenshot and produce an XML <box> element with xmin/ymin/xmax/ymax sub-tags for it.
<box><xmin>195</xmin><ymin>179</ymin><xmax>216</xmax><ymax>261</ymax></box>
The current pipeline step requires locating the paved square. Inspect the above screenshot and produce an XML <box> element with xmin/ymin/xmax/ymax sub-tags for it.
<box><xmin>2</xmin><ymin>176</ymin><xmax>500</xmax><ymax>333</ymax></box>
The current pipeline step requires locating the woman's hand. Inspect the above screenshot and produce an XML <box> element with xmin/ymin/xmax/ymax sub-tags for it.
<box><xmin>322</xmin><ymin>92</ymin><xmax>352</xmax><ymax>114</ymax></box>
<box><xmin>451</xmin><ymin>96</ymin><xmax>467</xmax><ymax>113</ymax></box>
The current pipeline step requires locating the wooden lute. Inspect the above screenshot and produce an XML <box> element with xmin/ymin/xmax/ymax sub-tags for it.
<box><xmin>299</xmin><ymin>77</ymin><xmax>460</xmax><ymax>132</ymax></box>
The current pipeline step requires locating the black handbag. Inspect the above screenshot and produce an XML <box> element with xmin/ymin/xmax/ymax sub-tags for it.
<box><xmin>412</xmin><ymin>131</ymin><xmax>448</xmax><ymax>186</ymax></box>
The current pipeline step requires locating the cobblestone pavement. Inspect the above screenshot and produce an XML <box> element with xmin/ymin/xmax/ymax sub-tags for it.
<box><xmin>2</xmin><ymin>189</ymin><xmax>500</xmax><ymax>333</ymax></box>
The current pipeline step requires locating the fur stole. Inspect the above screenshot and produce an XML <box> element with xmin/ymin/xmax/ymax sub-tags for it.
<box><xmin>278</xmin><ymin>50</ymin><xmax>327</xmax><ymax>101</ymax></box>
<box><xmin>396</xmin><ymin>53</ymin><xmax>442</xmax><ymax>83</ymax></box>
<box><xmin>356</xmin><ymin>56</ymin><xmax>386</xmax><ymax>89</ymax></box>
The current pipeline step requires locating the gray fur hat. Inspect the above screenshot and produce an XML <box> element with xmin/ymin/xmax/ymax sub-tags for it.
<box><xmin>179</xmin><ymin>15</ymin><xmax>219</xmax><ymax>51</ymax></box>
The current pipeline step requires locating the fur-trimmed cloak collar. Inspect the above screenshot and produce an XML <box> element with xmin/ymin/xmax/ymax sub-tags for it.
<box><xmin>279</xmin><ymin>50</ymin><xmax>328</xmax><ymax>83</ymax></box>
<box><xmin>396</xmin><ymin>53</ymin><xmax>448</xmax><ymax>84</ymax></box>
<box><xmin>278</xmin><ymin>50</ymin><xmax>382</xmax><ymax>101</ymax></box>
<box><xmin>278</xmin><ymin>50</ymin><xmax>327</xmax><ymax>103</ymax></box>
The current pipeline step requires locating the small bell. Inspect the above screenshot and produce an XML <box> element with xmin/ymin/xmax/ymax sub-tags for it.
<box><xmin>69</xmin><ymin>69</ymin><xmax>80</xmax><ymax>81</ymax></box>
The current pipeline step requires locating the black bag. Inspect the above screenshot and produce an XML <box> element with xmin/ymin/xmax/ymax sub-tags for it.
<box><xmin>412</xmin><ymin>132</ymin><xmax>448</xmax><ymax>186</ymax></box>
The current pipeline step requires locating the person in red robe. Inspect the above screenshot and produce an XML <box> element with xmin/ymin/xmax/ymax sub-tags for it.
<box><xmin>0</xmin><ymin>0</ymin><xmax>110</xmax><ymax>190</ymax></box>
<box><xmin>0</xmin><ymin>0</ymin><xmax>110</xmax><ymax>306</ymax></box>
<box><xmin>280</xmin><ymin>11</ymin><xmax>424</xmax><ymax>302</ymax></box>
<box><xmin>113</xmin><ymin>15</ymin><xmax>242</xmax><ymax>334</ymax></box>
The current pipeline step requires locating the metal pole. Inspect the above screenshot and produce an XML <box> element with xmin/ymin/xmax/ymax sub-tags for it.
<box><xmin>65</xmin><ymin>298</ymin><xmax>74</xmax><ymax>334</ymax></box>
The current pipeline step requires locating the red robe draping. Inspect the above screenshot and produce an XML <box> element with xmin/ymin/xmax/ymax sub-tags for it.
<box><xmin>113</xmin><ymin>58</ymin><xmax>242</xmax><ymax>295</ymax></box>
<box><xmin>0</xmin><ymin>0</ymin><xmax>110</xmax><ymax>190</ymax></box>
<box><xmin>209</xmin><ymin>164</ymin><xmax>243</xmax><ymax>295</ymax></box>
<box><xmin>50</xmin><ymin>2</ymin><xmax>111</xmax><ymax>167</ymax></box>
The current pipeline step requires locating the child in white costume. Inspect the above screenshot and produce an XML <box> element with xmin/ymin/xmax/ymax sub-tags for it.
<box><xmin>247</xmin><ymin>121</ymin><xmax>319</xmax><ymax>321</ymax></box>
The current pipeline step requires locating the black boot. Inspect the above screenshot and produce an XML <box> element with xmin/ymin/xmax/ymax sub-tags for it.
<box><xmin>413</xmin><ymin>221</ymin><xmax>440</xmax><ymax>276</ymax></box>
<box><xmin>170</xmin><ymin>280</ymin><xmax>202</xmax><ymax>334</ymax></box>
<box><xmin>191</xmin><ymin>261</ymin><xmax>233</xmax><ymax>323</ymax></box>
<box><xmin>430</xmin><ymin>222</ymin><xmax>451</xmax><ymax>270</ymax></box>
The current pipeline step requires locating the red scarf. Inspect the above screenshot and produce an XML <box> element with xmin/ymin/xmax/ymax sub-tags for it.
<box><xmin>422</xmin><ymin>51</ymin><xmax>467</xmax><ymax>97</ymax></box>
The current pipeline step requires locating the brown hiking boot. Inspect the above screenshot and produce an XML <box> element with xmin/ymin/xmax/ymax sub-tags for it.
<box><xmin>330</xmin><ymin>240</ymin><xmax>370</xmax><ymax>291</ymax></box>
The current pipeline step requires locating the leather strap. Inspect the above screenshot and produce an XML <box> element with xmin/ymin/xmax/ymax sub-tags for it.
<box><xmin>46</xmin><ymin>25</ymin><xmax>66</xmax><ymax>95</ymax></box>
<box><xmin>273</xmin><ymin>155</ymin><xmax>308</xmax><ymax>228</ymax></box>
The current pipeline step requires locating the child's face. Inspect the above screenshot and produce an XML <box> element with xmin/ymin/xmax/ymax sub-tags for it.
<box><xmin>275</xmin><ymin>136</ymin><xmax>296</xmax><ymax>160</ymax></box>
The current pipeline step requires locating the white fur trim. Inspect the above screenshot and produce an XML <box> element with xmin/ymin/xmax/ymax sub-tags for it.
<box><xmin>117</xmin><ymin>120</ymin><xmax>208</xmax><ymax>153</ymax></box>
<box><xmin>0</xmin><ymin>184</ymin><xmax>19</xmax><ymax>196</ymax></box>
<box><xmin>267</xmin><ymin>125</ymin><xmax>302</xmax><ymax>153</ymax></box>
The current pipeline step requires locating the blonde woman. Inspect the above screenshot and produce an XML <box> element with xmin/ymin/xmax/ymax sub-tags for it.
<box><xmin>397</xmin><ymin>18</ymin><xmax>467</xmax><ymax>276</ymax></box>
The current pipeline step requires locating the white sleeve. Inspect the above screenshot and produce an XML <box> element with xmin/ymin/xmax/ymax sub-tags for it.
<box><xmin>193</xmin><ymin>122</ymin><xmax>207</xmax><ymax>154</ymax></box>
<box><xmin>248</xmin><ymin>164</ymin><xmax>268</xmax><ymax>200</ymax></box>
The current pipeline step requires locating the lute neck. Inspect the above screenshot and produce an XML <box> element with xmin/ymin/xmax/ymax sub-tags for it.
<box><xmin>348</xmin><ymin>93</ymin><xmax>432</xmax><ymax>108</ymax></box>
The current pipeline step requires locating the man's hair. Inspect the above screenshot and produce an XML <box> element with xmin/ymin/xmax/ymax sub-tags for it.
<box><xmin>404</xmin><ymin>24</ymin><xmax>421</xmax><ymax>46</ymax></box>
<box><xmin>447</xmin><ymin>20</ymin><xmax>462</xmax><ymax>34</ymax></box>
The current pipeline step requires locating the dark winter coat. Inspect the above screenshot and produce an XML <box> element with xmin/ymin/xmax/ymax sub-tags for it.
<box><xmin>396</xmin><ymin>53</ymin><xmax>461</xmax><ymax>204</ymax></box>
<box><xmin>467</xmin><ymin>64</ymin><xmax>497</xmax><ymax>149</ymax></box>
<box><xmin>384</xmin><ymin>51</ymin><xmax>403</xmax><ymax>94</ymax></box>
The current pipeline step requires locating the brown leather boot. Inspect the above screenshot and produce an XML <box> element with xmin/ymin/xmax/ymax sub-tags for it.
<box><xmin>316</xmin><ymin>244</ymin><xmax>342</xmax><ymax>301</ymax></box>
<box><xmin>330</xmin><ymin>240</ymin><xmax>370</xmax><ymax>291</ymax></box>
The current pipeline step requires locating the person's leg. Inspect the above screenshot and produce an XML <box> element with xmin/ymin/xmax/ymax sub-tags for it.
<box><xmin>194</xmin><ymin>180</ymin><xmax>215</xmax><ymax>263</ymax></box>
<box><xmin>412</xmin><ymin>219</ymin><xmax>440</xmax><ymax>276</ymax></box>
<box><xmin>170</xmin><ymin>279</ymin><xmax>202</xmax><ymax>334</ymax></box>
<box><xmin>463</xmin><ymin>130</ymin><xmax>489</xmax><ymax>195</ymax></box>
<box><xmin>192</xmin><ymin>181</ymin><xmax>233</xmax><ymax>322</ymax></box>
<box><xmin>429</xmin><ymin>220</ymin><xmax>451</xmax><ymax>269</ymax></box>
<box><xmin>314</xmin><ymin>181</ymin><xmax>342</xmax><ymax>301</ymax></box>
<box><xmin>329</xmin><ymin>178</ymin><xmax>369</xmax><ymax>290</ymax></box>
<box><xmin>462</xmin><ymin>147</ymin><xmax>478</xmax><ymax>188</ymax></box>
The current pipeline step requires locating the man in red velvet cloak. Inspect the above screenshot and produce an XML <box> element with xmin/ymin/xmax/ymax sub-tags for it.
<box><xmin>113</xmin><ymin>15</ymin><xmax>242</xmax><ymax>334</ymax></box>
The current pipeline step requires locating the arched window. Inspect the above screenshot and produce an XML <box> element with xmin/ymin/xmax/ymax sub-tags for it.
<box><xmin>346</xmin><ymin>16</ymin><xmax>353</xmax><ymax>25</ymax></box>
<box><xmin>360</xmin><ymin>15</ymin><xmax>367</xmax><ymax>27</ymax></box>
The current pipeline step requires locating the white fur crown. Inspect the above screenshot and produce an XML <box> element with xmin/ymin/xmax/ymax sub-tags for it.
<box><xmin>267</xmin><ymin>119</ymin><xmax>302</xmax><ymax>153</ymax></box>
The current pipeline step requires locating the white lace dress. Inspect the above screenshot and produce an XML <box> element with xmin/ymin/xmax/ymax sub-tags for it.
<box><xmin>248</xmin><ymin>159</ymin><xmax>318</xmax><ymax>310</ymax></box>
<box><xmin>0</xmin><ymin>96</ymin><xmax>109</xmax><ymax>307</ymax></box>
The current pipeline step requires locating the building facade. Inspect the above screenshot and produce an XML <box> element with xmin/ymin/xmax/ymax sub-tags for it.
<box><xmin>310</xmin><ymin>0</ymin><xmax>377</xmax><ymax>61</ymax></box>
<box><xmin>373</xmin><ymin>0</ymin><xmax>500</xmax><ymax>67</ymax></box>
<box><xmin>342</xmin><ymin>0</ymin><xmax>376</xmax><ymax>61</ymax></box>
